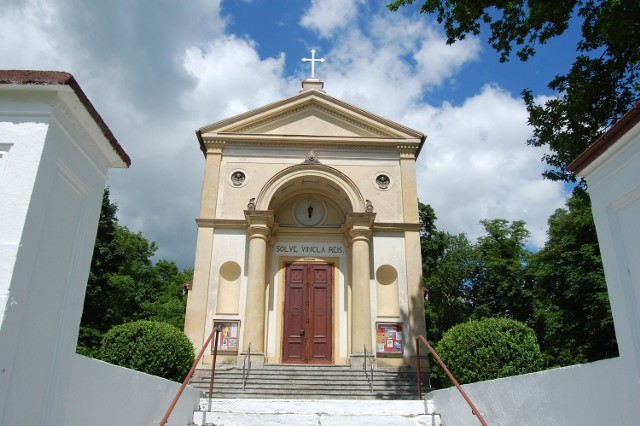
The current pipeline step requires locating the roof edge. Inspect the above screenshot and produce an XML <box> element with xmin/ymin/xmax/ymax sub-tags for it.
<box><xmin>568</xmin><ymin>102</ymin><xmax>640</xmax><ymax>175</ymax></box>
<box><xmin>0</xmin><ymin>70</ymin><xmax>131</xmax><ymax>167</ymax></box>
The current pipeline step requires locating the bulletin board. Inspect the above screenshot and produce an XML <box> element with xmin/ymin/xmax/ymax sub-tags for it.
<box><xmin>212</xmin><ymin>320</ymin><xmax>240</xmax><ymax>353</ymax></box>
<box><xmin>376</xmin><ymin>322</ymin><xmax>403</xmax><ymax>355</ymax></box>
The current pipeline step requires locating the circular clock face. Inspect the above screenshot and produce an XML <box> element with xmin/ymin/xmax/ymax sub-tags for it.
<box><xmin>293</xmin><ymin>199</ymin><xmax>326</xmax><ymax>226</ymax></box>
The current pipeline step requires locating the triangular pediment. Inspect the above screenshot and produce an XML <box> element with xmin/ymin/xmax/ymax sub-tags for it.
<box><xmin>198</xmin><ymin>90</ymin><xmax>424</xmax><ymax>141</ymax></box>
<box><xmin>233</xmin><ymin>103</ymin><xmax>388</xmax><ymax>137</ymax></box>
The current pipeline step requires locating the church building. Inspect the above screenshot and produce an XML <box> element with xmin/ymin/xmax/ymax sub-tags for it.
<box><xmin>184</xmin><ymin>57</ymin><xmax>427</xmax><ymax>369</ymax></box>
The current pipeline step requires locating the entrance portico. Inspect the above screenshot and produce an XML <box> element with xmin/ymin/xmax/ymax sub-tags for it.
<box><xmin>183</xmin><ymin>76</ymin><xmax>426</xmax><ymax>369</ymax></box>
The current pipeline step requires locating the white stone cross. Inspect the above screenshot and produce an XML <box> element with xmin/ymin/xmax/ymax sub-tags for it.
<box><xmin>302</xmin><ymin>49</ymin><xmax>325</xmax><ymax>79</ymax></box>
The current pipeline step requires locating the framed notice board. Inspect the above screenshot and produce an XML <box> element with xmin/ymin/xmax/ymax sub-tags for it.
<box><xmin>376</xmin><ymin>322</ymin><xmax>403</xmax><ymax>355</ymax></box>
<box><xmin>212</xmin><ymin>320</ymin><xmax>240</xmax><ymax>353</ymax></box>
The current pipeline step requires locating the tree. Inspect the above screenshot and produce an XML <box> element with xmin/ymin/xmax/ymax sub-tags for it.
<box><xmin>531</xmin><ymin>188</ymin><xmax>618</xmax><ymax>366</ymax></box>
<box><xmin>470</xmin><ymin>219</ymin><xmax>533</xmax><ymax>323</ymax></box>
<box><xmin>98</xmin><ymin>320</ymin><xmax>194</xmax><ymax>382</ymax></box>
<box><xmin>78</xmin><ymin>188</ymin><xmax>127</xmax><ymax>355</ymax></box>
<box><xmin>434</xmin><ymin>317</ymin><xmax>544</xmax><ymax>386</ymax></box>
<box><xmin>142</xmin><ymin>260</ymin><xmax>192</xmax><ymax>330</ymax></box>
<box><xmin>77</xmin><ymin>189</ymin><xmax>191</xmax><ymax>356</ymax></box>
<box><xmin>419</xmin><ymin>203</ymin><xmax>476</xmax><ymax>342</ymax></box>
<box><xmin>424</xmin><ymin>232</ymin><xmax>476</xmax><ymax>343</ymax></box>
<box><xmin>388</xmin><ymin>0</ymin><xmax>640</xmax><ymax>182</ymax></box>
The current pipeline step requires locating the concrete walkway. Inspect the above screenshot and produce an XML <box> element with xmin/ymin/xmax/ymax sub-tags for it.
<box><xmin>193</xmin><ymin>398</ymin><xmax>440</xmax><ymax>425</ymax></box>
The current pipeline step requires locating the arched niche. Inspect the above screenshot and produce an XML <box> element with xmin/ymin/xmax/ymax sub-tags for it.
<box><xmin>255</xmin><ymin>164</ymin><xmax>366</xmax><ymax>214</ymax></box>
<box><xmin>376</xmin><ymin>264</ymin><xmax>400</xmax><ymax>317</ymax></box>
<box><xmin>273</xmin><ymin>192</ymin><xmax>345</xmax><ymax>228</ymax></box>
<box><xmin>216</xmin><ymin>261</ymin><xmax>241</xmax><ymax>314</ymax></box>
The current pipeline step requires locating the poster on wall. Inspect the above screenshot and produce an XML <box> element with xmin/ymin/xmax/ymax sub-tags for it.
<box><xmin>212</xmin><ymin>320</ymin><xmax>240</xmax><ymax>353</ymax></box>
<box><xmin>376</xmin><ymin>322</ymin><xmax>403</xmax><ymax>355</ymax></box>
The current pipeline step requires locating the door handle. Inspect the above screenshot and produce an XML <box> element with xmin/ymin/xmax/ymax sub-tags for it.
<box><xmin>300</xmin><ymin>329</ymin><xmax>305</xmax><ymax>335</ymax></box>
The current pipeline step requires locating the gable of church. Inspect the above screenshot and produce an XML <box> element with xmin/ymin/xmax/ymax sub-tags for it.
<box><xmin>197</xmin><ymin>90</ymin><xmax>424</xmax><ymax>149</ymax></box>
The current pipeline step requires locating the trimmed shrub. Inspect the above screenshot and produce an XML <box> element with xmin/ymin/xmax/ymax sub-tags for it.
<box><xmin>98</xmin><ymin>320</ymin><xmax>194</xmax><ymax>382</ymax></box>
<box><xmin>434</xmin><ymin>317</ymin><xmax>544</xmax><ymax>386</ymax></box>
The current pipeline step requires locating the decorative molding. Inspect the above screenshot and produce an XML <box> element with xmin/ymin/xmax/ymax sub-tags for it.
<box><xmin>397</xmin><ymin>144</ymin><xmax>418</xmax><ymax>158</ymax></box>
<box><xmin>371</xmin><ymin>222</ymin><xmax>422</xmax><ymax>232</ymax></box>
<box><xmin>375</xmin><ymin>174</ymin><xmax>391</xmax><ymax>190</ymax></box>
<box><xmin>229</xmin><ymin>101</ymin><xmax>395</xmax><ymax>137</ymax></box>
<box><xmin>365</xmin><ymin>200</ymin><xmax>374</xmax><ymax>213</ymax></box>
<box><xmin>302</xmin><ymin>150</ymin><xmax>321</xmax><ymax>164</ymax></box>
<box><xmin>195</xmin><ymin>218</ymin><xmax>246</xmax><ymax>228</ymax></box>
<box><xmin>229</xmin><ymin>169</ymin><xmax>247</xmax><ymax>187</ymax></box>
<box><xmin>215</xmin><ymin>139</ymin><xmax>406</xmax><ymax>152</ymax></box>
<box><xmin>247</xmin><ymin>198</ymin><xmax>256</xmax><ymax>210</ymax></box>
<box><xmin>201</xmin><ymin>139</ymin><xmax>226</xmax><ymax>155</ymax></box>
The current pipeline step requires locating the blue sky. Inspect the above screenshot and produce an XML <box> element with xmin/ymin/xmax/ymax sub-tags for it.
<box><xmin>1</xmin><ymin>0</ymin><xmax>579</xmax><ymax>269</ymax></box>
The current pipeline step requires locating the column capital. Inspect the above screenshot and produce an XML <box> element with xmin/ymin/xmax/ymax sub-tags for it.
<box><xmin>245</xmin><ymin>210</ymin><xmax>275</xmax><ymax>240</ymax></box>
<box><xmin>397</xmin><ymin>143</ymin><xmax>419</xmax><ymax>159</ymax></box>
<box><xmin>202</xmin><ymin>138</ymin><xmax>225</xmax><ymax>155</ymax></box>
<box><xmin>343</xmin><ymin>212</ymin><xmax>375</xmax><ymax>244</ymax></box>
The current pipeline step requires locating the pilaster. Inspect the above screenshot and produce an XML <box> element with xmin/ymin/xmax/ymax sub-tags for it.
<box><xmin>199</xmin><ymin>142</ymin><xmax>224</xmax><ymax>218</ymax></box>
<box><xmin>242</xmin><ymin>210</ymin><xmax>274</xmax><ymax>365</ymax></box>
<box><xmin>344</xmin><ymin>212</ymin><xmax>375</xmax><ymax>366</ymax></box>
<box><xmin>398</xmin><ymin>145</ymin><xmax>419</xmax><ymax>223</ymax></box>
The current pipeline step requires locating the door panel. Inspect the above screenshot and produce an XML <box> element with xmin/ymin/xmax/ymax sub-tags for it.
<box><xmin>283</xmin><ymin>264</ymin><xmax>306</xmax><ymax>363</ymax></box>
<box><xmin>283</xmin><ymin>263</ymin><xmax>332</xmax><ymax>364</ymax></box>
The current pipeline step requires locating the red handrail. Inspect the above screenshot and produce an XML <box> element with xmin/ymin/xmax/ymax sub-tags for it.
<box><xmin>159</xmin><ymin>327</ymin><xmax>220</xmax><ymax>426</ymax></box>
<box><xmin>416</xmin><ymin>335</ymin><xmax>487</xmax><ymax>426</ymax></box>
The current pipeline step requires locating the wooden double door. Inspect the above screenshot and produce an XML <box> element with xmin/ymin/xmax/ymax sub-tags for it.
<box><xmin>282</xmin><ymin>263</ymin><xmax>333</xmax><ymax>364</ymax></box>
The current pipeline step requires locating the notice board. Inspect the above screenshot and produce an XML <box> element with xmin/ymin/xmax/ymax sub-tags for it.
<box><xmin>376</xmin><ymin>322</ymin><xmax>403</xmax><ymax>355</ymax></box>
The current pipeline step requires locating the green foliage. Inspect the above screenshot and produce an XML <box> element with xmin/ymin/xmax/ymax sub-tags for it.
<box><xmin>419</xmin><ymin>204</ymin><xmax>536</xmax><ymax>341</ymax></box>
<box><xmin>418</xmin><ymin>199</ymin><xmax>617</xmax><ymax>380</ymax></box>
<box><xmin>424</xmin><ymin>235</ymin><xmax>475</xmax><ymax>341</ymax></box>
<box><xmin>98</xmin><ymin>320</ymin><xmax>194</xmax><ymax>382</ymax></box>
<box><xmin>420</xmin><ymin>203</ymin><xmax>474</xmax><ymax>342</ymax></box>
<box><xmin>78</xmin><ymin>189</ymin><xmax>192</xmax><ymax>355</ymax></box>
<box><xmin>434</xmin><ymin>318</ymin><xmax>544</xmax><ymax>386</ymax></box>
<box><xmin>389</xmin><ymin>0</ymin><xmax>640</xmax><ymax>182</ymax></box>
<box><xmin>470</xmin><ymin>219</ymin><xmax>533</xmax><ymax>323</ymax></box>
<box><xmin>531</xmin><ymin>188</ymin><xmax>618</xmax><ymax>366</ymax></box>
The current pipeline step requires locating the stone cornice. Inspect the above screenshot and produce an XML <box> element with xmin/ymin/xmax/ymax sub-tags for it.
<box><xmin>371</xmin><ymin>222</ymin><xmax>422</xmax><ymax>232</ymax></box>
<box><xmin>195</xmin><ymin>218</ymin><xmax>245</xmax><ymax>228</ymax></box>
<box><xmin>201</xmin><ymin>134</ymin><xmax>422</xmax><ymax>153</ymax></box>
<box><xmin>244</xmin><ymin>210</ymin><xmax>275</xmax><ymax>225</ymax></box>
<box><xmin>196</xmin><ymin>218</ymin><xmax>421</xmax><ymax>233</ymax></box>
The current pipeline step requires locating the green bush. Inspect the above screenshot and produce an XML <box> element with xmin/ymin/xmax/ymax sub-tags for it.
<box><xmin>434</xmin><ymin>317</ymin><xmax>544</xmax><ymax>386</ymax></box>
<box><xmin>98</xmin><ymin>320</ymin><xmax>194</xmax><ymax>382</ymax></box>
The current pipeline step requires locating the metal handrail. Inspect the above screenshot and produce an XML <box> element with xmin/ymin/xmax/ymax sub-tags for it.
<box><xmin>242</xmin><ymin>343</ymin><xmax>251</xmax><ymax>391</ymax></box>
<box><xmin>159</xmin><ymin>327</ymin><xmax>220</xmax><ymax>426</ymax></box>
<box><xmin>416</xmin><ymin>335</ymin><xmax>487</xmax><ymax>426</ymax></box>
<box><xmin>363</xmin><ymin>345</ymin><xmax>374</xmax><ymax>393</ymax></box>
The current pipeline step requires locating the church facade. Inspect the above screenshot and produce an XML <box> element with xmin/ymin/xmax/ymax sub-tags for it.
<box><xmin>184</xmin><ymin>77</ymin><xmax>426</xmax><ymax>369</ymax></box>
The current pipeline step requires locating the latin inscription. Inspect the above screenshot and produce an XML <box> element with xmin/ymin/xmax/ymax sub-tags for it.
<box><xmin>275</xmin><ymin>243</ymin><xmax>344</xmax><ymax>255</ymax></box>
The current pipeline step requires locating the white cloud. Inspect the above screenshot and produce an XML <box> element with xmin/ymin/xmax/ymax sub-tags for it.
<box><xmin>0</xmin><ymin>1</ymin><xmax>61</xmax><ymax>69</ymax></box>
<box><xmin>410</xmin><ymin>85</ymin><xmax>566</xmax><ymax>247</ymax></box>
<box><xmin>0</xmin><ymin>0</ymin><xmax>568</xmax><ymax>269</ymax></box>
<box><xmin>303</xmin><ymin>11</ymin><xmax>563</xmax><ymax>248</ymax></box>
<box><xmin>319</xmin><ymin>14</ymin><xmax>480</xmax><ymax>117</ymax></box>
<box><xmin>300</xmin><ymin>0</ymin><xmax>365</xmax><ymax>38</ymax></box>
<box><xmin>182</xmin><ymin>35</ymin><xmax>294</xmax><ymax>124</ymax></box>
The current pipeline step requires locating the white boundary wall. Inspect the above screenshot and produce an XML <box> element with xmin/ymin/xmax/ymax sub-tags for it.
<box><xmin>430</xmin><ymin>357</ymin><xmax>639</xmax><ymax>425</ymax></box>
<box><xmin>1</xmin><ymin>75</ymin><xmax>200</xmax><ymax>425</ymax></box>
<box><xmin>65</xmin><ymin>355</ymin><xmax>200</xmax><ymax>426</ymax></box>
<box><xmin>430</xmin><ymin>105</ymin><xmax>640</xmax><ymax>426</ymax></box>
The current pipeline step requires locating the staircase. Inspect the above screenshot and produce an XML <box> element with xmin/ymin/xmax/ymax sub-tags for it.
<box><xmin>192</xmin><ymin>398</ymin><xmax>441</xmax><ymax>425</ymax></box>
<box><xmin>189</xmin><ymin>364</ymin><xmax>423</xmax><ymax>400</ymax></box>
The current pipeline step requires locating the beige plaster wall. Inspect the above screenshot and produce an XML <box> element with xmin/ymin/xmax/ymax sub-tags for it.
<box><xmin>216</xmin><ymin>148</ymin><xmax>403</xmax><ymax>222</ymax></box>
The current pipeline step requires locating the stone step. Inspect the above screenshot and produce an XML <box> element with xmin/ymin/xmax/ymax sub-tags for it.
<box><xmin>189</xmin><ymin>365</ymin><xmax>422</xmax><ymax>400</ymax></box>
<box><xmin>192</xmin><ymin>398</ymin><xmax>441</xmax><ymax>426</ymax></box>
